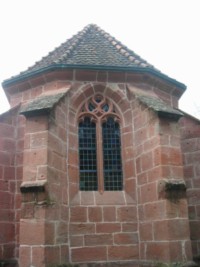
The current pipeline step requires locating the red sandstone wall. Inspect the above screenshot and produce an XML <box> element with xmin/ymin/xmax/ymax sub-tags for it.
<box><xmin>2</xmin><ymin>69</ymin><xmax>192</xmax><ymax>266</ymax></box>
<box><xmin>19</xmin><ymin>98</ymin><xmax>70</xmax><ymax>266</ymax></box>
<box><xmin>131</xmin><ymin>94</ymin><xmax>192</xmax><ymax>263</ymax></box>
<box><xmin>0</xmin><ymin>110</ymin><xmax>23</xmax><ymax>264</ymax></box>
<box><xmin>67</xmin><ymin>83</ymin><xmax>139</xmax><ymax>264</ymax></box>
<box><xmin>5</xmin><ymin>69</ymin><xmax>181</xmax><ymax>109</ymax></box>
<box><xmin>180</xmin><ymin>116</ymin><xmax>200</xmax><ymax>259</ymax></box>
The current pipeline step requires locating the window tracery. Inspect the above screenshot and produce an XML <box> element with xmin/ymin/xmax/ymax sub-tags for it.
<box><xmin>78</xmin><ymin>95</ymin><xmax>123</xmax><ymax>192</ymax></box>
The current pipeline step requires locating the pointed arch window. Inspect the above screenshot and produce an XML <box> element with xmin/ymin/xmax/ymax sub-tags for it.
<box><xmin>78</xmin><ymin>95</ymin><xmax>123</xmax><ymax>192</ymax></box>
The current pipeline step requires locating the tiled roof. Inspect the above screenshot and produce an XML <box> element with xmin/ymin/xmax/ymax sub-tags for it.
<box><xmin>20</xmin><ymin>91</ymin><xmax>67</xmax><ymax>116</ymax></box>
<box><xmin>22</xmin><ymin>24</ymin><xmax>155</xmax><ymax>73</ymax></box>
<box><xmin>3</xmin><ymin>24</ymin><xmax>186</xmax><ymax>89</ymax></box>
<box><xmin>137</xmin><ymin>95</ymin><xmax>183</xmax><ymax>120</ymax></box>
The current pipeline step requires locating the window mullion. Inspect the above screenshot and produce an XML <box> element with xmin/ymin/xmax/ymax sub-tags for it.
<box><xmin>96</xmin><ymin>119</ymin><xmax>104</xmax><ymax>193</ymax></box>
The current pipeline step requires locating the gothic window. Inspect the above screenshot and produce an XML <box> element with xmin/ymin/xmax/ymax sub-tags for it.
<box><xmin>78</xmin><ymin>95</ymin><xmax>123</xmax><ymax>192</ymax></box>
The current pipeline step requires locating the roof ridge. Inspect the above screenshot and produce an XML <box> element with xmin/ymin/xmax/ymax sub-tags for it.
<box><xmin>38</xmin><ymin>24</ymin><xmax>155</xmax><ymax>69</ymax></box>
<box><xmin>52</xmin><ymin>24</ymin><xmax>92</xmax><ymax>64</ymax></box>
<box><xmin>23</xmin><ymin>25</ymin><xmax>90</xmax><ymax>74</ymax></box>
<box><xmin>20</xmin><ymin>24</ymin><xmax>157</xmax><ymax>75</ymax></box>
<box><xmin>5</xmin><ymin>23</ymin><xmax>184</xmax><ymax>88</ymax></box>
<box><xmin>86</xmin><ymin>24</ymin><xmax>157</xmax><ymax>69</ymax></box>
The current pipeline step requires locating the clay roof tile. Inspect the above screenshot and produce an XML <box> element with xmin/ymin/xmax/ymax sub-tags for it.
<box><xmin>11</xmin><ymin>24</ymin><xmax>155</xmax><ymax>77</ymax></box>
<box><xmin>2</xmin><ymin>24</ymin><xmax>186</xmax><ymax>90</ymax></box>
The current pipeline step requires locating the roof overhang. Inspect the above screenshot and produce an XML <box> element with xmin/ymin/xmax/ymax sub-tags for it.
<box><xmin>20</xmin><ymin>90</ymin><xmax>68</xmax><ymax>117</ymax></box>
<box><xmin>2</xmin><ymin>64</ymin><xmax>186</xmax><ymax>91</ymax></box>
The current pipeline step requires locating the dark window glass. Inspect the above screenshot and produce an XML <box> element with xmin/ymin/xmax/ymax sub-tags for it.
<box><xmin>102</xmin><ymin>117</ymin><xmax>123</xmax><ymax>191</ymax></box>
<box><xmin>102</xmin><ymin>104</ymin><xmax>109</xmax><ymax>112</ymax></box>
<box><xmin>79</xmin><ymin>117</ymin><xmax>98</xmax><ymax>191</ymax></box>
<box><xmin>88</xmin><ymin>103</ymin><xmax>95</xmax><ymax>111</ymax></box>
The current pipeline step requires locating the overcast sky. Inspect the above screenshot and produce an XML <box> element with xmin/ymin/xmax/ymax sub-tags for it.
<box><xmin>0</xmin><ymin>0</ymin><xmax>200</xmax><ymax>118</ymax></box>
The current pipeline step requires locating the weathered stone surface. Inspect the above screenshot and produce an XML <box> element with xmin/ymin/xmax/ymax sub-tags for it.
<box><xmin>20</xmin><ymin>91</ymin><xmax>67</xmax><ymax>116</ymax></box>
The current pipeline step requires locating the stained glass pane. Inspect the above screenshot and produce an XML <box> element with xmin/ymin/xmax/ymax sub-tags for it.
<box><xmin>102</xmin><ymin>117</ymin><xmax>123</xmax><ymax>191</ymax></box>
<box><xmin>79</xmin><ymin>117</ymin><xmax>98</xmax><ymax>191</ymax></box>
<box><xmin>88</xmin><ymin>103</ymin><xmax>95</xmax><ymax>111</ymax></box>
<box><xmin>102</xmin><ymin>104</ymin><xmax>109</xmax><ymax>112</ymax></box>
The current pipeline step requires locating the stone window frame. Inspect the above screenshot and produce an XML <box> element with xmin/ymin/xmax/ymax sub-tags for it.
<box><xmin>78</xmin><ymin>94</ymin><xmax>123</xmax><ymax>193</ymax></box>
<box><xmin>68</xmin><ymin>83</ymin><xmax>135</xmax><ymax>202</ymax></box>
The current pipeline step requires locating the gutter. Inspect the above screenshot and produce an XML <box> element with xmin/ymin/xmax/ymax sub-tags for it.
<box><xmin>2</xmin><ymin>64</ymin><xmax>186</xmax><ymax>90</ymax></box>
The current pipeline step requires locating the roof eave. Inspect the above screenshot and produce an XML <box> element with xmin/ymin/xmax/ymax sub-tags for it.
<box><xmin>2</xmin><ymin>64</ymin><xmax>186</xmax><ymax>90</ymax></box>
